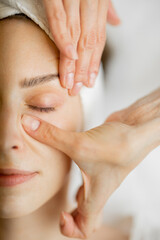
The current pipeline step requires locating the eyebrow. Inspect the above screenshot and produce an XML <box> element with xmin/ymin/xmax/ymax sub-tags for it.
<box><xmin>20</xmin><ymin>73</ymin><xmax>59</xmax><ymax>88</ymax></box>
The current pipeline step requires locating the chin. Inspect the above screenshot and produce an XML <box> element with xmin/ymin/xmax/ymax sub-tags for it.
<box><xmin>0</xmin><ymin>189</ymin><xmax>46</xmax><ymax>219</ymax></box>
<box><xmin>0</xmin><ymin>204</ymin><xmax>32</xmax><ymax>219</ymax></box>
<box><xmin>0</xmin><ymin>184</ymin><xmax>61</xmax><ymax>219</ymax></box>
<box><xmin>0</xmin><ymin>195</ymin><xmax>41</xmax><ymax>219</ymax></box>
<box><xmin>0</xmin><ymin>178</ymin><xmax>41</xmax><ymax>218</ymax></box>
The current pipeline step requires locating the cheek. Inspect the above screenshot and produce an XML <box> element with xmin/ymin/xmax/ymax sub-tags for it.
<box><xmin>18</xmin><ymin>96</ymin><xmax>82</xmax><ymax>210</ymax></box>
<box><xmin>25</xmin><ymin>136</ymin><xmax>72</xmax><ymax>187</ymax></box>
<box><xmin>8</xmin><ymin>142</ymin><xmax>72</xmax><ymax>217</ymax></box>
<box><xmin>41</xmin><ymin>146</ymin><xmax>71</xmax><ymax>184</ymax></box>
<box><xmin>0</xmin><ymin>135</ymin><xmax>72</xmax><ymax>219</ymax></box>
<box><xmin>33</xmin><ymin>146</ymin><xmax>71</xmax><ymax>208</ymax></box>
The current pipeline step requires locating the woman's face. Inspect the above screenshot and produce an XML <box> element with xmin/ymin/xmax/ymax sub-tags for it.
<box><xmin>0</xmin><ymin>17</ymin><xmax>83</xmax><ymax>218</ymax></box>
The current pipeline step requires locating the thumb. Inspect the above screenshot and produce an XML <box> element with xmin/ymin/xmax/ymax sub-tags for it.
<box><xmin>21</xmin><ymin>114</ymin><xmax>78</xmax><ymax>157</ymax></box>
<box><xmin>59</xmin><ymin>185</ymin><xmax>102</xmax><ymax>239</ymax></box>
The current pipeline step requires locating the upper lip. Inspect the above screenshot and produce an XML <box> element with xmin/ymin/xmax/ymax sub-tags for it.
<box><xmin>0</xmin><ymin>169</ymin><xmax>37</xmax><ymax>175</ymax></box>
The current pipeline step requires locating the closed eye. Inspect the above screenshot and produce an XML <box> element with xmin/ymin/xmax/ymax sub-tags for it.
<box><xmin>27</xmin><ymin>105</ymin><xmax>55</xmax><ymax>113</ymax></box>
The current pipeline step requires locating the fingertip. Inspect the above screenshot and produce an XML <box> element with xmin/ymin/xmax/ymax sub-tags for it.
<box><xmin>69</xmin><ymin>82</ymin><xmax>83</xmax><ymax>96</ymax></box>
<box><xmin>59</xmin><ymin>211</ymin><xmax>74</xmax><ymax>237</ymax></box>
<box><xmin>107</xmin><ymin>14</ymin><xmax>121</xmax><ymax>26</ymax></box>
<box><xmin>60</xmin><ymin>211</ymin><xmax>67</xmax><ymax>228</ymax></box>
<box><xmin>86</xmin><ymin>72</ymin><xmax>97</xmax><ymax>88</ymax></box>
<box><xmin>111</xmin><ymin>18</ymin><xmax>121</xmax><ymax>26</ymax></box>
<box><xmin>59</xmin><ymin>74</ymin><xmax>66</xmax><ymax>89</ymax></box>
<box><xmin>65</xmin><ymin>73</ymin><xmax>75</xmax><ymax>89</ymax></box>
<box><xmin>116</xmin><ymin>17</ymin><xmax>121</xmax><ymax>25</ymax></box>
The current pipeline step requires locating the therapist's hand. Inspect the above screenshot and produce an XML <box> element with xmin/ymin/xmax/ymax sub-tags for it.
<box><xmin>42</xmin><ymin>0</ymin><xmax>120</xmax><ymax>95</ymax></box>
<box><xmin>21</xmin><ymin>88</ymin><xmax>160</xmax><ymax>239</ymax></box>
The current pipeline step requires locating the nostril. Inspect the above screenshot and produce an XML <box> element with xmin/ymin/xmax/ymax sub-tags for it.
<box><xmin>12</xmin><ymin>145</ymin><xmax>18</xmax><ymax>150</ymax></box>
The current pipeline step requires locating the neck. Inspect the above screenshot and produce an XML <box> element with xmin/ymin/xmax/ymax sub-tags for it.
<box><xmin>0</xmin><ymin>176</ymin><xmax>72</xmax><ymax>240</ymax></box>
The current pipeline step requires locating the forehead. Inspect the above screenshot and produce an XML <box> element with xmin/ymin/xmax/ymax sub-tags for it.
<box><xmin>0</xmin><ymin>17</ymin><xmax>59</xmax><ymax>86</ymax></box>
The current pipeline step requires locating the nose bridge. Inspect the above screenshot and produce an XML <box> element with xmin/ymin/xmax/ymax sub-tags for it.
<box><xmin>0</xmin><ymin>107</ymin><xmax>24</xmax><ymax>152</ymax></box>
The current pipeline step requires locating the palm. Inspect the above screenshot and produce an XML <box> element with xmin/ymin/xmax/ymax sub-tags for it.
<box><xmin>70</xmin><ymin>88</ymin><xmax>160</xmax><ymax>237</ymax></box>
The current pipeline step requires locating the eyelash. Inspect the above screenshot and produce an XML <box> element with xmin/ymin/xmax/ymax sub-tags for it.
<box><xmin>27</xmin><ymin>105</ymin><xmax>55</xmax><ymax>113</ymax></box>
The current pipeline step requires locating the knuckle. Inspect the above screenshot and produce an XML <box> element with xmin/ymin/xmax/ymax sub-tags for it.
<box><xmin>77</xmin><ymin>66</ymin><xmax>88</xmax><ymax>76</ymax></box>
<box><xmin>97</xmin><ymin>30</ymin><xmax>106</xmax><ymax>45</ymax></box>
<box><xmin>79</xmin><ymin>30</ymin><xmax>97</xmax><ymax>50</ymax></box>
<box><xmin>59</xmin><ymin>31</ymin><xmax>68</xmax><ymax>41</ymax></box>
<box><xmin>53</xmin><ymin>9</ymin><xmax>66</xmax><ymax>21</ymax></box>
<box><xmin>65</xmin><ymin>59</ymin><xmax>75</xmax><ymax>68</ymax></box>
<box><xmin>123</xmin><ymin>106</ymin><xmax>144</xmax><ymax>125</ymax></box>
<box><xmin>90</xmin><ymin>61</ymin><xmax>100</xmax><ymax>72</ymax></box>
<box><xmin>70</xmin><ymin>22</ymin><xmax>81</xmax><ymax>43</ymax></box>
<box><xmin>124</xmin><ymin>100</ymin><xmax>160</xmax><ymax>125</ymax></box>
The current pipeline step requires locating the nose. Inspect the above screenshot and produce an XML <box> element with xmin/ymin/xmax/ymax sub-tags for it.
<box><xmin>0</xmin><ymin>111</ymin><xmax>24</xmax><ymax>153</ymax></box>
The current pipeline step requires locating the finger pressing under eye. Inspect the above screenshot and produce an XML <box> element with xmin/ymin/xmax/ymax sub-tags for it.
<box><xmin>43</xmin><ymin>0</ymin><xmax>78</xmax><ymax>60</ymax></box>
<box><xmin>73</xmin><ymin>0</ymin><xmax>99</xmax><ymax>89</ymax></box>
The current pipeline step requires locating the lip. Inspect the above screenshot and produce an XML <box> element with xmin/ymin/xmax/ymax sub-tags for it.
<box><xmin>0</xmin><ymin>168</ymin><xmax>38</xmax><ymax>187</ymax></box>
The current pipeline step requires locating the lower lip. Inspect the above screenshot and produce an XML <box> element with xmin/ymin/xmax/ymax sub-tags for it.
<box><xmin>0</xmin><ymin>173</ymin><xmax>38</xmax><ymax>187</ymax></box>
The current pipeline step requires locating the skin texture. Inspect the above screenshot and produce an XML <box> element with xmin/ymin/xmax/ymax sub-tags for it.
<box><xmin>42</xmin><ymin>0</ymin><xmax>121</xmax><ymax>95</ymax></box>
<box><xmin>22</xmin><ymin>88</ymin><xmax>160</xmax><ymax>239</ymax></box>
<box><xmin>0</xmin><ymin>16</ymin><xmax>84</xmax><ymax>240</ymax></box>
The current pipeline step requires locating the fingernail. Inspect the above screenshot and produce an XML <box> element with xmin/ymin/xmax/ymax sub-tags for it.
<box><xmin>60</xmin><ymin>211</ymin><xmax>66</xmax><ymax>227</ymax></box>
<box><xmin>89</xmin><ymin>72</ymin><xmax>97</xmax><ymax>87</ymax></box>
<box><xmin>66</xmin><ymin>44</ymin><xmax>78</xmax><ymax>60</ymax></box>
<box><xmin>22</xmin><ymin>115</ymin><xmax>40</xmax><ymax>131</ymax></box>
<box><xmin>65</xmin><ymin>72</ymin><xmax>74</xmax><ymax>89</ymax></box>
<box><xmin>71</xmin><ymin>82</ymin><xmax>83</xmax><ymax>95</ymax></box>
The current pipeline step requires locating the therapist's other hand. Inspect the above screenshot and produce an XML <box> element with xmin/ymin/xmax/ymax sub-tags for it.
<box><xmin>42</xmin><ymin>0</ymin><xmax>120</xmax><ymax>95</ymax></box>
<box><xmin>21</xmin><ymin>88</ymin><xmax>160</xmax><ymax>239</ymax></box>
